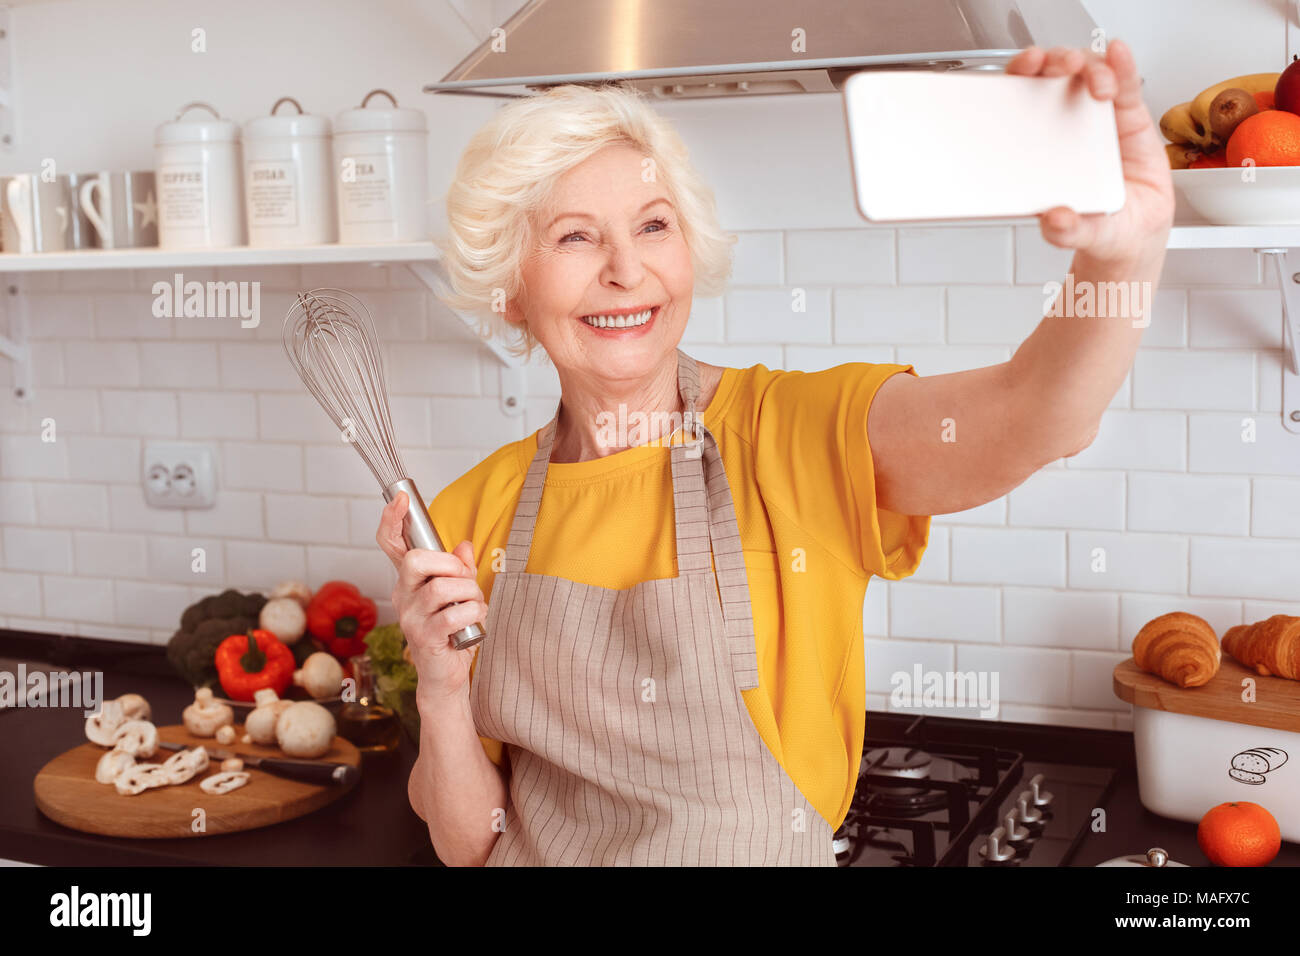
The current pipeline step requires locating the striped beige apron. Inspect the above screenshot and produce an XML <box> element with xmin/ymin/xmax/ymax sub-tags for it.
<box><xmin>470</xmin><ymin>348</ymin><xmax>836</xmax><ymax>866</ymax></box>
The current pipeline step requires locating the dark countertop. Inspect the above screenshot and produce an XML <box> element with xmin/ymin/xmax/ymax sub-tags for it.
<box><xmin>4</xmin><ymin>627</ymin><xmax>1297</xmax><ymax>868</ymax></box>
<box><xmin>1079</xmin><ymin>763</ymin><xmax>1300</xmax><ymax>867</ymax></box>
<box><xmin>0</xmin><ymin>629</ymin><xmax>441</xmax><ymax>866</ymax></box>
<box><xmin>866</xmin><ymin>708</ymin><xmax>1300</xmax><ymax>867</ymax></box>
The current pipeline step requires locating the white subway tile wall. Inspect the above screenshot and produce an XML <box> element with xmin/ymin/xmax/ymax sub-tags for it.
<box><xmin>0</xmin><ymin>227</ymin><xmax>1297</xmax><ymax>741</ymax></box>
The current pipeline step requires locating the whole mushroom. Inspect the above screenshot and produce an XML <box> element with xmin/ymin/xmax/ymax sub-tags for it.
<box><xmin>275</xmin><ymin>701</ymin><xmax>336</xmax><ymax>759</ymax></box>
<box><xmin>293</xmin><ymin>652</ymin><xmax>344</xmax><ymax>699</ymax></box>
<box><xmin>260</xmin><ymin>597</ymin><xmax>308</xmax><ymax>645</ymax></box>
<box><xmin>245</xmin><ymin>687</ymin><xmax>294</xmax><ymax>746</ymax></box>
<box><xmin>269</xmin><ymin>580</ymin><xmax>313</xmax><ymax>609</ymax></box>
<box><xmin>183</xmin><ymin>687</ymin><xmax>234</xmax><ymax>737</ymax></box>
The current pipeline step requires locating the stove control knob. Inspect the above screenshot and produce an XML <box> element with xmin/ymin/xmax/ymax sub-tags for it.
<box><xmin>1028</xmin><ymin>773</ymin><xmax>1054</xmax><ymax>807</ymax></box>
<box><xmin>1002</xmin><ymin>810</ymin><xmax>1029</xmax><ymax>842</ymax></box>
<box><xmin>1015</xmin><ymin>792</ymin><xmax>1043</xmax><ymax>825</ymax></box>
<box><xmin>978</xmin><ymin>826</ymin><xmax>1017</xmax><ymax>862</ymax></box>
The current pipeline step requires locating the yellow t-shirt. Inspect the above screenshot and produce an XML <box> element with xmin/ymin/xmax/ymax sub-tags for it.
<box><xmin>427</xmin><ymin>360</ymin><xmax>931</xmax><ymax>830</ymax></box>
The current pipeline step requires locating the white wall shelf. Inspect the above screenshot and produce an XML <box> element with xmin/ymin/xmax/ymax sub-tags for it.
<box><xmin>3</xmin><ymin>227</ymin><xmax>1298</xmax><ymax>422</ymax></box>
<box><xmin>0</xmin><ymin>241</ymin><xmax>445</xmax><ymax>272</ymax></box>
<box><xmin>1168</xmin><ymin>224</ymin><xmax>1300</xmax><ymax>249</ymax></box>
<box><xmin>0</xmin><ymin>240</ymin><xmax>530</xmax><ymax>409</ymax></box>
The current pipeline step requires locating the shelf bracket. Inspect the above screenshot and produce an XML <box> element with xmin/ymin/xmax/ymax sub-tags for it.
<box><xmin>0</xmin><ymin>281</ymin><xmax>31</xmax><ymax>401</ymax></box>
<box><xmin>404</xmin><ymin>259</ymin><xmax>525</xmax><ymax>368</ymax></box>
<box><xmin>1256</xmin><ymin>248</ymin><xmax>1300</xmax><ymax>434</ymax></box>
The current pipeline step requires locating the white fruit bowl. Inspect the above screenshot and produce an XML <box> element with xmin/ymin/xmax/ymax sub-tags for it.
<box><xmin>1172</xmin><ymin>165</ymin><xmax>1300</xmax><ymax>225</ymax></box>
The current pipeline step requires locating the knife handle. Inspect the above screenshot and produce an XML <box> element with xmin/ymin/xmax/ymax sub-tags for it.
<box><xmin>258</xmin><ymin>757</ymin><xmax>359</xmax><ymax>787</ymax></box>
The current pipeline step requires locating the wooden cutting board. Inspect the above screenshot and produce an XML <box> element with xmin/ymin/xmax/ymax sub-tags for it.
<box><xmin>33</xmin><ymin>724</ymin><xmax>361</xmax><ymax>839</ymax></box>
<box><xmin>1114</xmin><ymin>656</ymin><xmax>1300</xmax><ymax>734</ymax></box>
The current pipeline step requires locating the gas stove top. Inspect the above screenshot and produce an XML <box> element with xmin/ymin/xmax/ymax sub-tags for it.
<box><xmin>835</xmin><ymin>711</ymin><xmax>1119</xmax><ymax>866</ymax></box>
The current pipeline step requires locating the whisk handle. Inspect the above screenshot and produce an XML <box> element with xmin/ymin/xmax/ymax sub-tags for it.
<box><xmin>384</xmin><ymin>478</ymin><xmax>486</xmax><ymax>650</ymax></box>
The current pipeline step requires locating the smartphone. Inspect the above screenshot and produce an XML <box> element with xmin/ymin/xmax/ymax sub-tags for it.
<box><xmin>842</xmin><ymin>68</ymin><xmax>1126</xmax><ymax>223</ymax></box>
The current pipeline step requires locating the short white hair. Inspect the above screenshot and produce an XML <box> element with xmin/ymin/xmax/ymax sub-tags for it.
<box><xmin>434</xmin><ymin>82</ymin><xmax>736</xmax><ymax>362</ymax></box>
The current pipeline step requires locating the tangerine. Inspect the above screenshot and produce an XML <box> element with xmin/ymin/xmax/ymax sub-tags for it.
<box><xmin>1226</xmin><ymin>109</ymin><xmax>1300</xmax><ymax>167</ymax></box>
<box><xmin>1254</xmin><ymin>90</ymin><xmax>1276</xmax><ymax>110</ymax></box>
<box><xmin>1197</xmin><ymin>801</ymin><xmax>1281</xmax><ymax>866</ymax></box>
<box><xmin>1189</xmin><ymin>150</ymin><xmax>1228</xmax><ymax>168</ymax></box>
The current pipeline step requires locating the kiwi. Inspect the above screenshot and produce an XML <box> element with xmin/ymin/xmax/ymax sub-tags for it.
<box><xmin>1208</xmin><ymin>88</ymin><xmax>1260</xmax><ymax>142</ymax></box>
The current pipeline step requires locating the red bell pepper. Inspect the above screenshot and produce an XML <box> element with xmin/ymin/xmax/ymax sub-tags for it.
<box><xmin>214</xmin><ymin>629</ymin><xmax>295</xmax><ymax>702</ymax></box>
<box><xmin>306</xmin><ymin>580</ymin><xmax>377</xmax><ymax>661</ymax></box>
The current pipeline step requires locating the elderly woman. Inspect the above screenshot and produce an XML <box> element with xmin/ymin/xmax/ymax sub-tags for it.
<box><xmin>378</xmin><ymin>41</ymin><xmax>1174</xmax><ymax>866</ymax></box>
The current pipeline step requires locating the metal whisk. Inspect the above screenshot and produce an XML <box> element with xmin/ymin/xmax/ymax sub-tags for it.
<box><xmin>282</xmin><ymin>288</ymin><xmax>485</xmax><ymax>650</ymax></box>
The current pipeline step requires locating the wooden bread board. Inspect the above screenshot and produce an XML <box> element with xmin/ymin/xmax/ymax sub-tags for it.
<box><xmin>1114</xmin><ymin>656</ymin><xmax>1300</xmax><ymax>733</ymax></box>
<box><xmin>33</xmin><ymin>724</ymin><xmax>361</xmax><ymax>838</ymax></box>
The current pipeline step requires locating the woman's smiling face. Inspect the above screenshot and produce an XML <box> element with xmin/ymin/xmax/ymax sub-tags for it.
<box><xmin>508</xmin><ymin>143</ymin><xmax>694</xmax><ymax>382</ymax></box>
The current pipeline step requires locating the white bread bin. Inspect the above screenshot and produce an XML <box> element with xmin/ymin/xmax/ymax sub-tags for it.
<box><xmin>1114</xmin><ymin>656</ymin><xmax>1300</xmax><ymax>843</ymax></box>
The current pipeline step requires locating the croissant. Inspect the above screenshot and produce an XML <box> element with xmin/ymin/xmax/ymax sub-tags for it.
<box><xmin>1221</xmin><ymin>615</ymin><xmax>1300</xmax><ymax>681</ymax></box>
<box><xmin>1132</xmin><ymin>611</ymin><xmax>1221</xmax><ymax>688</ymax></box>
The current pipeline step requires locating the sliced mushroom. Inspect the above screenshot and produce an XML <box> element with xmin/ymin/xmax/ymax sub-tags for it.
<box><xmin>183</xmin><ymin>687</ymin><xmax>234</xmax><ymax>737</ymax></box>
<box><xmin>115</xmin><ymin>693</ymin><xmax>151</xmax><ymax>722</ymax></box>
<box><xmin>111</xmin><ymin>720</ymin><xmax>159</xmax><ymax>759</ymax></box>
<box><xmin>94</xmin><ymin>750</ymin><xmax>136</xmax><ymax>785</ymax></box>
<box><xmin>161</xmin><ymin>745</ymin><xmax>210</xmax><ymax>785</ymax></box>
<box><xmin>220</xmin><ymin>757</ymin><xmax>244</xmax><ymax>773</ymax></box>
<box><xmin>85</xmin><ymin>699</ymin><xmax>126</xmax><ymax>747</ymax></box>
<box><xmin>114</xmin><ymin>762</ymin><xmax>172</xmax><ymax>796</ymax></box>
<box><xmin>199</xmin><ymin>771</ymin><xmax>250</xmax><ymax>795</ymax></box>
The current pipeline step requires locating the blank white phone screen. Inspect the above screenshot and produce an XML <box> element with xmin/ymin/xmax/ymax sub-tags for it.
<box><xmin>842</xmin><ymin>69</ymin><xmax>1126</xmax><ymax>223</ymax></box>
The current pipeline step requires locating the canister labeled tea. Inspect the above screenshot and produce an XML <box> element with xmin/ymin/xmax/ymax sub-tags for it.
<box><xmin>333</xmin><ymin>89</ymin><xmax>428</xmax><ymax>242</ymax></box>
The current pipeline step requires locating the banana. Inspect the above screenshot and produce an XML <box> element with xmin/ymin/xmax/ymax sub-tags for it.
<box><xmin>1190</xmin><ymin>72</ymin><xmax>1280</xmax><ymax>143</ymax></box>
<box><xmin>1160</xmin><ymin>101</ymin><xmax>1212</xmax><ymax>147</ymax></box>
<box><xmin>1165</xmin><ymin>142</ymin><xmax>1199</xmax><ymax>169</ymax></box>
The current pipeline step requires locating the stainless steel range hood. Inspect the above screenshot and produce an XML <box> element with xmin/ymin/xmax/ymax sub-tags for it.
<box><xmin>425</xmin><ymin>0</ymin><xmax>1100</xmax><ymax>99</ymax></box>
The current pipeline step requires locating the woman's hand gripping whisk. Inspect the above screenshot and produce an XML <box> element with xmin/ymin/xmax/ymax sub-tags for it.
<box><xmin>377</xmin><ymin>491</ymin><xmax>487</xmax><ymax>705</ymax></box>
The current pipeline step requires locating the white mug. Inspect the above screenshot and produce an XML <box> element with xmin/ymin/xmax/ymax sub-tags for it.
<box><xmin>1</xmin><ymin>174</ymin><xmax>71</xmax><ymax>253</ymax></box>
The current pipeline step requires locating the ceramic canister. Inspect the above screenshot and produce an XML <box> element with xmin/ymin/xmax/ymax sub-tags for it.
<box><xmin>242</xmin><ymin>97</ymin><xmax>335</xmax><ymax>247</ymax></box>
<box><xmin>154</xmin><ymin>102</ymin><xmax>245</xmax><ymax>249</ymax></box>
<box><xmin>332</xmin><ymin>89</ymin><xmax>428</xmax><ymax>242</ymax></box>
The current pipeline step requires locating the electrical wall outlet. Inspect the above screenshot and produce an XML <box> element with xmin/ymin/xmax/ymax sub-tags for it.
<box><xmin>142</xmin><ymin>441</ymin><xmax>216</xmax><ymax>509</ymax></box>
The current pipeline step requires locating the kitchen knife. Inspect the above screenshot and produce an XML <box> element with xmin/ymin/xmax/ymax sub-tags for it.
<box><xmin>157</xmin><ymin>741</ymin><xmax>358</xmax><ymax>786</ymax></box>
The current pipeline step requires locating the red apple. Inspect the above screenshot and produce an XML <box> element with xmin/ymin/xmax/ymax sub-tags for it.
<box><xmin>1275</xmin><ymin>54</ymin><xmax>1300</xmax><ymax>114</ymax></box>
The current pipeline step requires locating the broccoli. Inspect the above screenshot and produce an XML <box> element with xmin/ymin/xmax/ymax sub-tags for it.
<box><xmin>166</xmin><ymin>589</ymin><xmax>267</xmax><ymax>688</ymax></box>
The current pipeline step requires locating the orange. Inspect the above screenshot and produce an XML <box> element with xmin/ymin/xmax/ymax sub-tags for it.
<box><xmin>1226</xmin><ymin>110</ymin><xmax>1300</xmax><ymax>167</ymax></box>
<box><xmin>1254</xmin><ymin>90</ymin><xmax>1276</xmax><ymax>110</ymax></box>
<box><xmin>1197</xmin><ymin>801</ymin><xmax>1281</xmax><ymax>866</ymax></box>
<box><xmin>1189</xmin><ymin>150</ymin><xmax>1228</xmax><ymax>168</ymax></box>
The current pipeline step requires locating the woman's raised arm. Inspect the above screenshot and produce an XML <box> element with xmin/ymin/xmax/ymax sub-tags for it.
<box><xmin>866</xmin><ymin>40</ymin><xmax>1175</xmax><ymax>518</ymax></box>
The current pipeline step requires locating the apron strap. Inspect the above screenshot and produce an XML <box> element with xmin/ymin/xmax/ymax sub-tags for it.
<box><xmin>501</xmin><ymin>413</ymin><xmax>554</xmax><ymax>573</ymax></box>
<box><xmin>670</xmin><ymin>421</ymin><xmax>761</xmax><ymax>691</ymax></box>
